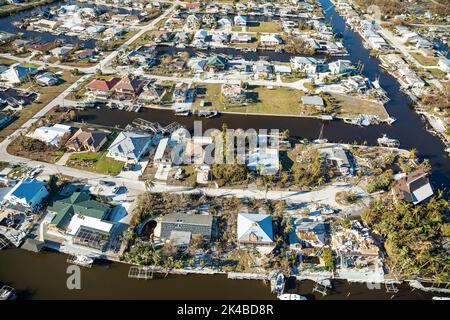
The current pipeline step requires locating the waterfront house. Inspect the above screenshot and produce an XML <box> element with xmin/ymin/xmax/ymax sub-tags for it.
<box><xmin>254</xmin><ymin>60</ymin><xmax>274</xmax><ymax>79</ymax></box>
<box><xmin>0</xmin><ymin>64</ymin><xmax>38</xmax><ymax>85</ymax></box>
<box><xmin>211</xmin><ymin>33</ymin><xmax>229</xmax><ymax>46</ymax></box>
<box><xmin>438</xmin><ymin>57</ymin><xmax>450</xmax><ymax>73</ymax></box>
<box><xmin>204</xmin><ymin>55</ymin><xmax>228</xmax><ymax>71</ymax></box>
<box><xmin>103</xmin><ymin>27</ymin><xmax>126</xmax><ymax>37</ymax></box>
<box><xmin>112</xmin><ymin>76</ymin><xmax>145</xmax><ymax>100</ymax></box>
<box><xmin>260</xmin><ymin>34</ymin><xmax>282</xmax><ymax>47</ymax></box>
<box><xmin>107</xmin><ymin>131</ymin><xmax>153</xmax><ymax>163</ymax></box>
<box><xmin>221</xmin><ymin>83</ymin><xmax>245</xmax><ymax>104</ymax></box>
<box><xmin>218</xmin><ymin>17</ymin><xmax>232</xmax><ymax>30</ymax></box>
<box><xmin>185</xmin><ymin>14</ymin><xmax>201</xmax><ymax>30</ymax></box>
<box><xmin>158</xmin><ymin>212</ymin><xmax>214</xmax><ymax>246</ymax></box>
<box><xmin>345</xmin><ymin>76</ymin><xmax>369</xmax><ymax>93</ymax></box>
<box><xmin>301</xmin><ymin>95</ymin><xmax>325</xmax><ymax>111</ymax></box>
<box><xmin>230</xmin><ymin>34</ymin><xmax>252</xmax><ymax>44</ymax></box>
<box><xmin>30</xmin><ymin>19</ymin><xmax>61</xmax><ymax>31</ymax></box>
<box><xmin>289</xmin><ymin>216</ymin><xmax>326</xmax><ymax>252</ymax></box>
<box><xmin>290</xmin><ymin>57</ymin><xmax>319</xmax><ymax>74</ymax></box>
<box><xmin>234</xmin><ymin>15</ymin><xmax>247</xmax><ymax>26</ymax></box>
<box><xmin>317</xmin><ymin>145</ymin><xmax>355</xmax><ymax>176</ymax></box>
<box><xmin>202</xmin><ymin>14</ymin><xmax>215</xmax><ymax>26</ymax></box>
<box><xmin>27</xmin><ymin>124</ymin><xmax>72</xmax><ymax>147</ymax></box>
<box><xmin>138</xmin><ymin>83</ymin><xmax>167</xmax><ymax>104</ymax></box>
<box><xmin>27</xmin><ymin>41</ymin><xmax>58</xmax><ymax>54</ymax></box>
<box><xmin>47</xmin><ymin>191</ymin><xmax>113</xmax><ymax>251</ymax></box>
<box><xmin>0</xmin><ymin>112</ymin><xmax>13</xmax><ymax>129</ymax></box>
<box><xmin>65</xmin><ymin>128</ymin><xmax>107</xmax><ymax>152</ymax></box>
<box><xmin>328</xmin><ymin>60</ymin><xmax>353</xmax><ymax>74</ymax></box>
<box><xmin>35</xmin><ymin>72</ymin><xmax>60</xmax><ymax>87</ymax></box>
<box><xmin>172</xmin><ymin>82</ymin><xmax>192</xmax><ymax>103</ymax></box>
<box><xmin>237</xmin><ymin>211</ymin><xmax>274</xmax><ymax>253</ymax></box>
<box><xmin>392</xmin><ymin>170</ymin><xmax>434</xmax><ymax>205</ymax></box>
<box><xmin>73</xmin><ymin>49</ymin><xmax>96</xmax><ymax>60</ymax></box>
<box><xmin>50</xmin><ymin>45</ymin><xmax>74</xmax><ymax>58</ymax></box>
<box><xmin>85</xmin><ymin>77</ymin><xmax>121</xmax><ymax>99</ymax></box>
<box><xmin>247</xmin><ymin>147</ymin><xmax>280</xmax><ymax>175</ymax></box>
<box><xmin>3</xmin><ymin>178</ymin><xmax>49</xmax><ymax>212</ymax></box>
<box><xmin>153</xmin><ymin>137</ymin><xmax>173</xmax><ymax>164</ymax></box>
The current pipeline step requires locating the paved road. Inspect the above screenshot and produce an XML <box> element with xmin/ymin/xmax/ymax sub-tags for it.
<box><xmin>0</xmin><ymin>1</ymin><xmax>369</xmax><ymax>211</ymax></box>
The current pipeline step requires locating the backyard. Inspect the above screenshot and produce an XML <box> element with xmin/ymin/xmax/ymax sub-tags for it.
<box><xmin>66</xmin><ymin>151</ymin><xmax>124</xmax><ymax>175</ymax></box>
<box><xmin>193</xmin><ymin>84</ymin><xmax>304</xmax><ymax>115</ymax></box>
<box><xmin>0</xmin><ymin>70</ymin><xmax>82</xmax><ymax>142</ymax></box>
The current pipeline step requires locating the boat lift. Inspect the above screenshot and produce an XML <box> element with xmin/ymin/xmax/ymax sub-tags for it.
<box><xmin>0</xmin><ymin>236</ymin><xmax>9</xmax><ymax>251</ymax></box>
<box><xmin>312</xmin><ymin>279</ymin><xmax>332</xmax><ymax>296</ymax></box>
<box><xmin>385</xmin><ymin>281</ymin><xmax>399</xmax><ymax>293</ymax></box>
<box><xmin>128</xmin><ymin>266</ymin><xmax>154</xmax><ymax>280</ymax></box>
<box><xmin>129</xmin><ymin>118</ymin><xmax>183</xmax><ymax>135</ymax></box>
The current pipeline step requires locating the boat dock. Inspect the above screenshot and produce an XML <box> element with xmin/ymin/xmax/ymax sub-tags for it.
<box><xmin>128</xmin><ymin>266</ymin><xmax>154</xmax><ymax>280</ymax></box>
<box><xmin>126</xmin><ymin>118</ymin><xmax>183</xmax><ymax>135</ymax></box>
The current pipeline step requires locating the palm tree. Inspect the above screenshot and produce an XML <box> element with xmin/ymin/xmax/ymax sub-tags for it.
<box><xmin>408</xmin><ymin>148</ymin><xmax>418</xmax><ymax>161</ymax></box>
<box><xmin>144</xmin><ymin>179</ymin><xmax>155</xmax><ymax>192</ymax></box>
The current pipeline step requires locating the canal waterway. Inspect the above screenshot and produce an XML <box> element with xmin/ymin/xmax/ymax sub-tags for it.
<box><xmin>0</xmin><ymin>0</ymin><xmax>143</xmax><ymax>49</ymax></box>
<box><xmin>0</xmin><ymin>0</ymin><xmax>449</xmax><ymax>299</ymax></box>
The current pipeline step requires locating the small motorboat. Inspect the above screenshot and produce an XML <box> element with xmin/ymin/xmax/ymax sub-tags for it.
<box><xmin>278</xmin><ymin>293</ymin><xmax>307</xmax><ymax>300</ymax></box>
<box><xmin>0</xmin><ymin>285</ymin><xmax>17</xmax><ymax>300</ymax></box>
<box><xmin>274</xmin><ymin>274</ymin><xmax>285</xmax><ymax>294</ymax></box>
<box><xmin>68</xmin><ymin>255</ymin><xmax>94</xmax><ymax>267</ymax></box>
<box><xmin>377</xmin><ymin>134</ymin><xmax>400</xmax><ymax>148</ymax></box>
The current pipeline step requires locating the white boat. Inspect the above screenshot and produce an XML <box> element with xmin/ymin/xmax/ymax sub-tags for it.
<box><xmin>0</xmin><ymin>285</ymin><xmax>16</xmax><ymax>300</ymax></box>
<box><xmin>432</xmin><ymin>296</ymin><xmax>450</xmax><ymax>300</ymax></box>
<box><xmin>68</xmin><ymin>255</ymin><xmax>94</xmax><ymax>267</ymax></box>
<box><xmin>386</xmin><ymin>117</ymin><xmax>397</xmax><ymax>125</ymax></box>
<box><xmin>278</xmin><ymin>293</ymin><xmax>307</xmax><ymax>300</ymax></box>
<box><xmin>274</xmin><ymin>274</ymin><xmax>285</xmax><ymax>294</ymax></box>
<box><xmin>175</xmin><ymin>110</ymin><xmax>191</xmax><ymax>116</ymax></box>
<box><xmin>377</xmin><ymin>134</ymin><xmax>400</xmax><ymax>148</ymax></box>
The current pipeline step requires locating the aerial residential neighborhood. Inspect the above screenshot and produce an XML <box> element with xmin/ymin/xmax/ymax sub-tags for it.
<box><xmin>0</xmin><ymin>0</ymin><xmax>449</xmax><ymax>304</ymax></box>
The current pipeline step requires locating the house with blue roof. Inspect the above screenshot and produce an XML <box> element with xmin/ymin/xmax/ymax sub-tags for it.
<box><xmin>3</xmin><ymin>178</ymin><xmax>49</xmax><ymax>212</ymax></box>
<box><xmin>107</xmin><ymin>131</ymin><xmax>153</xmax><ymax>163</ymax></box>
<box><xmin>237</xmin><ymin>208</ymin><xmax>275</xmax><ymax>254</ymax></box>
<box><xmin>0</xmin><ymin>64</ymin><xmax>38</xmax><ymax>85</ymax></box>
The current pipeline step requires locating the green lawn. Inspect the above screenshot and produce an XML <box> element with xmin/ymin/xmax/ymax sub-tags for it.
<box><xmin>410</xmin><ymin>52</ymin><xmax>438</xmax><ymax>66</ymax></box>
<box><xmin>428</xmin><ymin>68</ymin><xmax>448</xmax><ymax>80</ymax></box>
<box><xmin>66</xmin><ymin>151</ymin><xmax>124</xmax><ymax>175</ymax></box>
<box><xmin>247</xmin><ymin>22</ymin><xmax>281</xmax><ymax>33</ymax></box>
<box><xmin>193</xmin><ymin>84</ymin><xmax>304</xmax><ymax>115</ymax></box>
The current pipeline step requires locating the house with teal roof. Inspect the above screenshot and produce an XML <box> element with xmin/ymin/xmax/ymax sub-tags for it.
<box><xmin>204</xmin><ymin>55</ymin><xmax>228</xmax><ymax>71</ymax></box>
<box><xmin>48</xmin><ymin>191</ymin><xmax>114</xmax><ymax>250</ymax></box>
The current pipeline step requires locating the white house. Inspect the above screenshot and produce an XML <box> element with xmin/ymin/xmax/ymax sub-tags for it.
<box><xmin>28</xmin><ymin>124</ymin><xmax>72</xmax><ymax>146</ymax></box>
<box><xmin>237</xmin><ymin>211</ymin><xmax>274</xmax><ymax>254</ymax></box>
<box><xmin>260</xmin><ymin>34</ymin><xmax>282</xmax><ymax>46</ymax></box>
<box><xmin>328</xmin><ymin>59</ymin><xmax>353</xmax><ymax>74</ymax></box>
<box><xmin>290</xmin><ymin>56</ymin><xmax>319</xmax><ymax>74</ymax></box>
<box><xmin>218</xmin><ymin>17</ymin><xmax>232</xmax><ymax>30</ymax></box>
<box><xmin>36</xmin><ymin>72</ymin><xmax>59</xmax><ymax>86</ymax></box>
<box><xmin>247</xmin><ymin>147</ymin><xmax>279</xmax><ymax>175</ymax></box>
<box><xmin>438</xmin><ymin>57</ymin><xmax>450</xmax><ymax>73</ymax></box>
<box><xmin>0</xmin><ymin>64</ymin><xmax>38</xmax><ymax>85</ymax></box>
<box><xmin>3</xmin><ymin>178</ymin><xmax>49</xmax><ymax>211</ymax></box>
<box><xmin>107</xmin><ymin>131</ymin><xmax>153</xmax><ymax>163</ymax></box>
<box><xmin>234</xmin><ymin>15</ymin><xmax>247</xmax><ymax>26</ymax></box>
